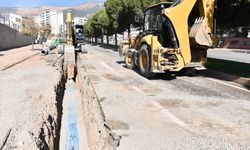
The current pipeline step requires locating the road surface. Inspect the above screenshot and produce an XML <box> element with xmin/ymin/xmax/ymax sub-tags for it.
<box><xmin>0</xmin><ymin>44</ymin><xmax>250</xmax><ymax>149</ymax></box>
<box><xmin>208</xmin><ymin>48</ymin><xmax>250</xmax><ymax>63</ymax></box>
<box><xmin>78</xmin><ymin>44</ymin><xmax>250</xmax><ymax>149</ymax></box>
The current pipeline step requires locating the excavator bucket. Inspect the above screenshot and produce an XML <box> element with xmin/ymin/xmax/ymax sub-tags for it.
<box><xmin>189</xmin><ymin>17</ymin><xmax>213</xmax><ymax>48</ymax></box>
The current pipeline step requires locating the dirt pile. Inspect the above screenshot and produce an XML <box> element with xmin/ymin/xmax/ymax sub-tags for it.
<box><xmin>76</xmin><ymin>56</ymin><xmax>120</xmax><ymax>150</ymax></box>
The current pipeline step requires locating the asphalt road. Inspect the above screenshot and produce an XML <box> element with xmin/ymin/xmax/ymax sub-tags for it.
<box><xmin>78</xmin><ymin>44</ymin><xmax>250</xmax><ymax>150</ymax></box>
<box><xmin>208</xmin><ymin>48</ymin><xmax>250</xmax><ymax>63</ymax></box>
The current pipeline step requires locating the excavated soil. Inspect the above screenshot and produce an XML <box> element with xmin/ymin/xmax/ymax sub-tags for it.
<box><xmin>76</xmin><ymin>55</ymin><xmax>120</xmax><ymax>150</ymax></box>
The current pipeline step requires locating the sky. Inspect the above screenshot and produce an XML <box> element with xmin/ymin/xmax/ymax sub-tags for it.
<box><xmin>0</xmin><ymin>0</ymin><xmax>105</xmax><ymax>7</ymax></box>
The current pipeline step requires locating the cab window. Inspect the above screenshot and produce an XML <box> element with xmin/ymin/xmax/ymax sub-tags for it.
<box><xmin>144</xmin><ymin>8</ymin><xmax>162</xmax><ymax>34</ymax></box>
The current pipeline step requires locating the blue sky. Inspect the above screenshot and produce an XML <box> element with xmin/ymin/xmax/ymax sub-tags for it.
<box><xmin>0</xmin><ymin>0</ymin><xmax>105</xmax><ymax>7</ymax></box>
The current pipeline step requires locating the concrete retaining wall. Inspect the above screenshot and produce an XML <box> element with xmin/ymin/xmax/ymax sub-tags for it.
<box><xmin>0</xmin><ymin>23</ymin><xmax>34</xmax><ymax>51</ymax></box>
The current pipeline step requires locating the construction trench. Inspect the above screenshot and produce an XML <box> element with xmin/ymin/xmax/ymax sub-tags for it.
<box><xmin>42</xmin><ymin>53</ymin><xmax>121</xmax><ymax>150</ymax></box>
<box><xmin>0</xmin><ymin>45</ymin><xmax>120</xmax><ymax>150</ymax></box>
<box><xmin>49</xmin><ymin>11</ymin><xmax>119</xmax><ymax>149</ymax></box>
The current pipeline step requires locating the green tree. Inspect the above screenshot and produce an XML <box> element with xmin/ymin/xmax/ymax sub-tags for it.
<box><xmin>84</xmin><ymin>17</ymin><xmax>95</xmax><ymax>42</ymax></box>
<box><xmin>90</xmin><ymin>10</ymin><xmax>112</xmax><ymax>43</ymax></box>
<box><xmin>84</xmin><ymin>10</ymin><xmax>113</xmax><ymax>43</ymax></box>
<box><xmin>105</xmin><ymin>0</ymin><xmax>171</xmax><ymax>35</ymax></box>
<box><xmin>98</xmin><ymin>10</ymin><xmax>113</xmax><ymax>45</ymax></box>
<box><xmin>105</xmin><ymin>0</ymin><xmax>124</xmax><ymax>34</ymax></box>
<box><xmin>105</xmin><ymin>0</ymin><xmax>143</xmax><ymax>35</ymax></box>
<box><xmin>217</xmin><ymin>0</ymin><xmax>250</xmax><ymax>36</ymax></box>
<box><xmin>91</xmin><ymin>11</ymin><xmax>103</xmax><ymax>39</ymax></box>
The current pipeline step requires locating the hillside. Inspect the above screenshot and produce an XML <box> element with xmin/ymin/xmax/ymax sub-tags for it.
<box><xmin>0</xmin><ymin>2</ymin><xmax>103</xmax><ymax>17</ymax></box>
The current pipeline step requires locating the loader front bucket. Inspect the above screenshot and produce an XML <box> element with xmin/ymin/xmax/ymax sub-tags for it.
<box><xmin>119</xmin><ymin>40</ymin><xmax>130</xmax><ymax>57</ymax></box>
<box><xmin>189</xmin><ymin>17</ymin><xmax>213</xmax><ymax>48</ymax></box>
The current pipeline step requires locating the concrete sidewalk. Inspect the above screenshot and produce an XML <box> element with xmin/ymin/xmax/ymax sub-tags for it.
<box><xmin>197</xmin><ymin>69</ymin><xmax>250</xmax><ymax>89</ymax></box>
<box><xmin>208</xmin><ymin>49</ymin><xmax>250</xmax><ymax>64</ymax></box>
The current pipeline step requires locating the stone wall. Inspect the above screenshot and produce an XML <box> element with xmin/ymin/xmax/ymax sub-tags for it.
<box><xmin>0</xmin><ymin>23</ymin><xmax>34</xmax><ymax>51</ymax></box>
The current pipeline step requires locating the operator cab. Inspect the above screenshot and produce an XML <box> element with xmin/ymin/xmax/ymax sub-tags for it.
<box><xmin>73</xmin><ymin>25</ymin><xmax>85</xmax><ymax>47</ymax></box>
<box><xmin>144</xmin><ymin>2</ymin><xmax>179</xmax><ymax>49</ymax></box>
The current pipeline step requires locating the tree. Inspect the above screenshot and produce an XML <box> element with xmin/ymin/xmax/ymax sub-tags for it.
<box><xmin>105</xmin><ymin>0</ymin><xmax>171</xmax><ymax>35</ymax></box>
<box><xmin>97</xmin><ymin>10</ymin><xmax>113</xmax><ymax>44</ymax></box>
<box><xmin>21</xmin><ymin>18</ymin><xmax>51</xmax><ymax>41</ymax></box>
<box><xmin>90</xmin><ymin>10</ymin><xmax>109</xmax><ymax>43</ymax></box>
<box><xmin>39</xmin><ymin>23</ymin><xmax>51</xmax><ymax>41</ymax></box>
<box><xmin>84</xmin><ymin>10</ymin><xmax>115</xmax><ymax>44</ymax></box>
<box><xmin>84</xmin><ymin>17</ymin><xmax>94</xmax><ymax>38</ymax></box>
<box><xmin>21</xmin><ymin>18</ymin><xmax>39</xmax><ymax>37</ymax></box>
<box><xmin>105</xmin><ymin>0</ymin><xmax>143</xmax><ymax>35</ymax></box>
<box><xmin>217</xmin><ymin>0</ymin><xmax>250</xmax><ymax>37</ymax></box>
<box><xmin>105</xmin><ymin>0</ymin><xmax>124</xmax><ymax>34</ymax></box>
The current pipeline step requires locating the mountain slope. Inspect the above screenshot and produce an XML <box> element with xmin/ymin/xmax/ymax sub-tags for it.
<box><xmin>0</xmin><ymin>2</ymin><xmax>103</xmax><ymax>17</ymax></box>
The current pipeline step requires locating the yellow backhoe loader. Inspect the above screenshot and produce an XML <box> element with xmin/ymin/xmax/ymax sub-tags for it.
<box><xmin>119</xmin><ymin>0</ymin><xmax>217</xmax><ymax>78</ymax></box>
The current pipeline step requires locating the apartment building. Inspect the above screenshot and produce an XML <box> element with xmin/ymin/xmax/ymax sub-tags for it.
<box><xmin>73</xmin><ymin>17</ymin><xmax>88</xmax><ymax>26</ymax></box>
<box><xmin>37</xmin><ymin>10</ymin><xmax>64</xmax><ymax>35</ymax></box>
<box><xmin>0</xmin><ymin>13</ymin><xmax>22</xmax><ymax>31</ymax></box>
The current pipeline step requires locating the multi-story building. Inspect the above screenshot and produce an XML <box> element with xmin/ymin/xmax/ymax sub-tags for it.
<box><xmin>0</xmin><ymin>15</ymin><xmax>5</xmax><ymax>24</ymax></box>
<box><xmin>0</xmin><ymin>13</ymin><xmax>22</xmax><ymax>31</ymax></box>
<box><xmin>73</xmin><ymin>17</ymin><xmax>88</xmax><ymax>26</ymax></box>
<box><xmin>37</xmin><ymin>10</ymin><xmax>64</xmax><ymax>35</ymax></box>
<box><xmin>34</xmin><ymin>15</ymin><xmax>42</xmax><ymax>26</ymax></box>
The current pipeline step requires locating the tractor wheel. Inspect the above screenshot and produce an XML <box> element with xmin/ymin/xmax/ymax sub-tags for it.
<box><xmin>125</xmin><ymin>51</ymin><xmax>135</xmax><ymax>70</ymax></box>
<box><xmin>138</xmin><ymin>45</ymin><xmax>155</xmax><ymax>78</ymax></box>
